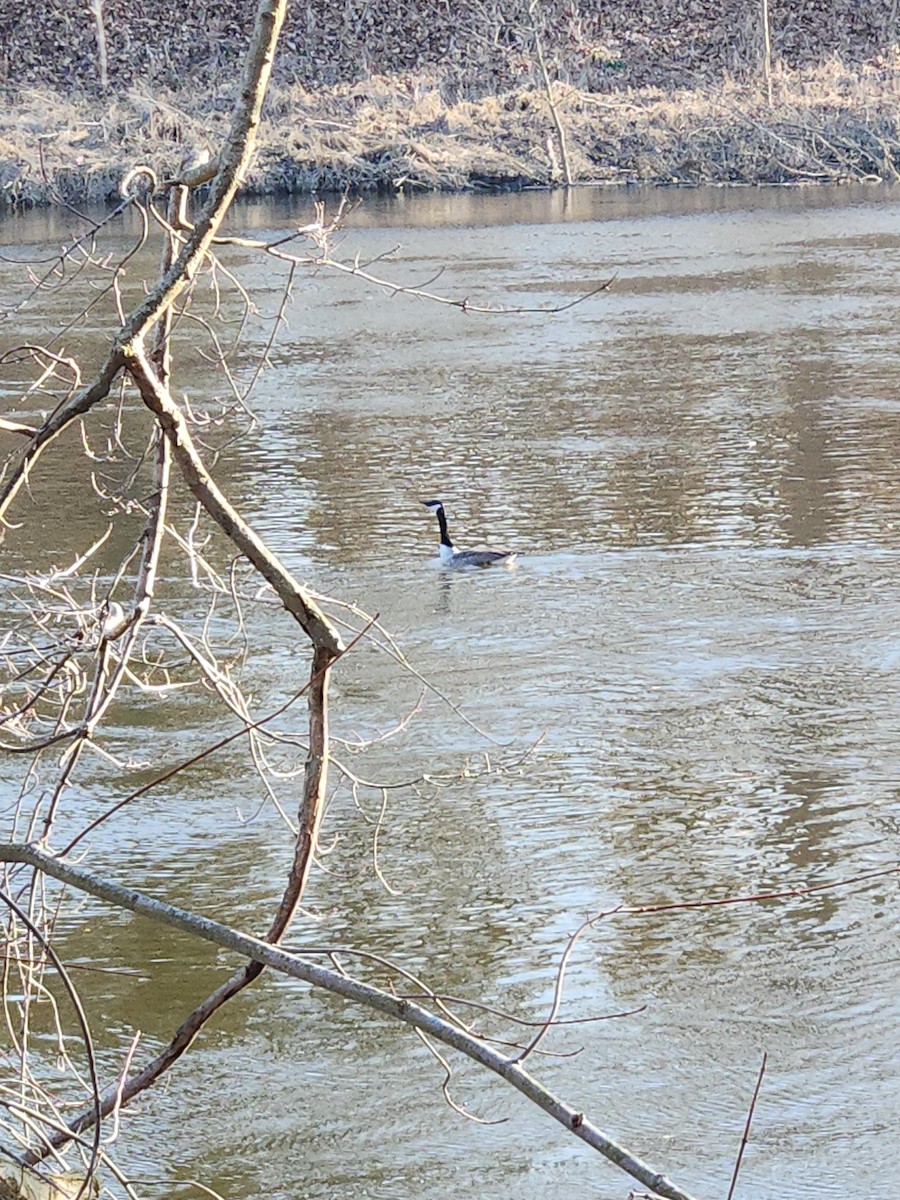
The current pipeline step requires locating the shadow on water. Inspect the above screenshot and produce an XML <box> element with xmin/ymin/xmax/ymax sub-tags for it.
<box><xmin>3</xmin><ymin>183</ymin><xmax>900</xmax><ymax>1198</ymax></box>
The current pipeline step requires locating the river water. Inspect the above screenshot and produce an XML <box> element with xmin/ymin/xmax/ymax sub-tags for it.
<box><xmin>2</xmin><ymin>183</ymin><xmax>900</xmax><ymax>1200</ymax></box>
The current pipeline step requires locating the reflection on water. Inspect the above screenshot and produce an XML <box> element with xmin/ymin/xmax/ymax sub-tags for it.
<box><xmin>3</xmin><ymin>183</ymin><xmax>900</xmax><ymax>1199</ymax></box>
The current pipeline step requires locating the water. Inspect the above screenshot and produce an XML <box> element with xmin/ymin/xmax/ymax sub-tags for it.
<box><xmin>2</xmin><ymin>183</ymin><xmax>900</xmax><ymax>1200</ymax></box>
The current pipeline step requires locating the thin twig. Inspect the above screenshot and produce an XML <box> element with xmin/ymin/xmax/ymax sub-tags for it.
<box><xmin>726</xmin><ymin>1052</ymin><xmax>767</xmax><ymax>1200</ymax></box>
<box><xmin>0</xmin><ymin>888</ymin><xmax>102</xmax><ymax>1199</ymax></box>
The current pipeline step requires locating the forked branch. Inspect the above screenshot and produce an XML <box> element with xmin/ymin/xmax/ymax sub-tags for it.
<box><xmin>0</xmin><ymin>0</ymin><xmax>289</xmax><ymax>530</ymax></box>
<box><xmin>124</xmin><ymin>339</ymin><xmax>342</xmax><ymax>654</ymax></box>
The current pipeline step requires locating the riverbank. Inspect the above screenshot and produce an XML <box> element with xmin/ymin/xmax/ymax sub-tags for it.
<box><xmin>3</xmin><ymin>57</ymin><xmax>900</xmax><ymax>208</ymax></box>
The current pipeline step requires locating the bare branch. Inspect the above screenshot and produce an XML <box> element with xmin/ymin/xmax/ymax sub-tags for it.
<box><xmin>0</xmin><ymin>0</ymin><xmax>289</xmax><ymax>531</ymax></box>
<box><xmin>726</xmin><ymin>1053</ymin><xmax>767</xmax><ymax>1200</ymax></box>
<box><xmin>0</xmin><ymin>887</ymin><xmax>102</xmax><ymax>1191</ymax></box>
<box><xmin>125</xmin><ymin>340</ymin><xmax>342</xmax><ymax>654</ymax></box>
<box><xmin>0</xmin><ymin>843</ymin><xmax>700</xmax><ymax>1200</ymax></box>
<box><xmin>527</xmin><ymin>0</ymin><xmax>573</xmax><ymax>185</ymax></box>
<box><xmin>277</xmin><ymin>246</ymin><xmax>615</xmax><ymax>316</ymax></box>
<box><xmin>0</xmin><ymin>419</ymin><xmax>38</xmax><ymax>438</ymax></box>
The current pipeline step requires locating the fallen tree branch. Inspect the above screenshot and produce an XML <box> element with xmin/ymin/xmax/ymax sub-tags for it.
<box><xmin>0</xmin><ymin>842</ymin><xmax>700</xmax><ymax>1200</ymax></box>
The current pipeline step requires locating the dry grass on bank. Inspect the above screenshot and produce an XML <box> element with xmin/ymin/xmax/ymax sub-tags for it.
<box><xmin>3</xmin><ymin>55</ymin><xmax>900</xmax><ymax>209</ymax></box>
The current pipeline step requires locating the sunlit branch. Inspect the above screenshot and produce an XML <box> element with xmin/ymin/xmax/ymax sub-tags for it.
<box><xmin>125</xmin><ymin>339</ymin><xmax>342</xmax><ymax>654</ymax></box>
<box><xmin>0</xmin><ymin>843</ymin><xmax>700</xmax><ymax>1200</ymax></box>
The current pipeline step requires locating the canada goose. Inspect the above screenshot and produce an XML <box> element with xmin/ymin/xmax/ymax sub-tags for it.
<box><xmin>421</xmin><ymin>500</ymin><xmax>517</xmax><ymax>568</ymax></box>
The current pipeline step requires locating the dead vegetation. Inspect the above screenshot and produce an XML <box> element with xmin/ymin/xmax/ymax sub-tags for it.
<box><xmin>3</xmin><ymin>56</ymin><xmax>900</xmax><ymax>207</ymax></box>
<box><xmin>0</xmin><ymin>1</ymin><xmax>899</xmax><ymax>204</ymax></box>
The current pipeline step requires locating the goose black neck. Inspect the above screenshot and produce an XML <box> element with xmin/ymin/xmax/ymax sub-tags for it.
<box><xmin>435</xmin><ymin>505</ymin><xmax>452</xmax><ymax>547</ymax></box>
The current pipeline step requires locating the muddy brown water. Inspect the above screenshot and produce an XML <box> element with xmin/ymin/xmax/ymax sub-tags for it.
<box><xmin>2</xmin><ymin>183</ymin><xmax>900</xmax><ymax>1199</ymax></box>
